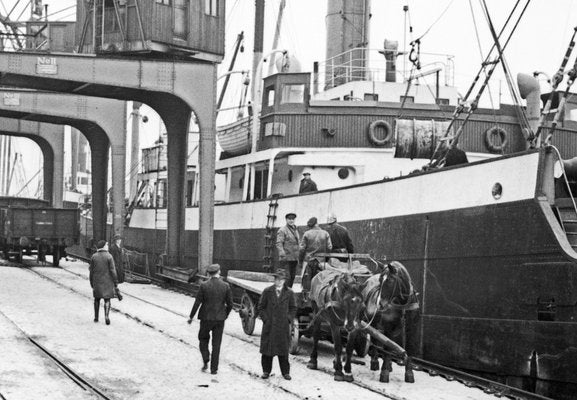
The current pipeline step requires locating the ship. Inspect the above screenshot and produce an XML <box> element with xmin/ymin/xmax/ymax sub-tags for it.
<box><xmin>82</xmin><ymin>1</ymin><xmax>577</xmax><ymax>398</ymax></box>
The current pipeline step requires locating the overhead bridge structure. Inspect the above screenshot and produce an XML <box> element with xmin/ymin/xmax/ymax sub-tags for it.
<box><xmin>0</xmin><ymin>89</ymin><xmax>126</xmax><ymax>242</ymax></box>
<box><xmin>0</xmin><ymin>118</ymin><xmax>65</xmax><ymax>206</ymax></box>
<box><xmin>0</xmin><ymin>52</ymin><xmax>217</xmax><ymax>272</ymax></box>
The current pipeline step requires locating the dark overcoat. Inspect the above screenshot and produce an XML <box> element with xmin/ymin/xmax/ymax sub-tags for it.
<box><xmin>258</xmin><ymin>285</ymin><xmax>296</xmax><ymax>356</ymax></box>
<box><xmin>89</xmin><ymin>249</ymin><xmax>118</xmax><ymax>299</ymax></box>
<box><xmin>109</xmin><ymin>243</ymin><xmax>125</xmax><ymax>284</ymax></box>
<box><xmin>189</xmin><ymin>277</ymin><xmax>233</xmax><ymax>321</ymax></box>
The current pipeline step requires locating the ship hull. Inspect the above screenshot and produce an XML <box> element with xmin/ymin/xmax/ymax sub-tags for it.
<box><xmin>119</xmin><ymin>149</ymin><xmax>577</xmax><ymax>398</ymax></box>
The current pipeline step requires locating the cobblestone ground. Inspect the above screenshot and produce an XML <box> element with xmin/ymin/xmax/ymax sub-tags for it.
<box><xmin>0</xmin><ymin>257</ymin><xmax>500</xmax><ymax>400</ymax></box>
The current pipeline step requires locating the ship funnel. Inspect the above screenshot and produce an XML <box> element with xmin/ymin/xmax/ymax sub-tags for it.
<box><xmin>325</xmin><ymin>0</ymin><xmax>371</xmax><ymax>89</ymax></box>
<box><xmin>517</xmin><ymin>73</ymin><xmax>541</xmax><ymax>139</ymax></box>
<box><xmin>383</xmin><ymin>39</ymin><xmax>398</xmax><ymax>82</ymax></box>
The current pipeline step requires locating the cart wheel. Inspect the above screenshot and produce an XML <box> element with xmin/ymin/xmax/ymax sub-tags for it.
<box><xmin>289</xmin><ymin>317</ymin><xmax>300</xmax><ymax>355</ymax></box>
<box><xmin>354</xmin><ymin>332</ymin><xmax>370</xmax><ymax>357</ymax></box>
<box><xmin>52</xmin><ymin>247</ymin><xmax>60</xmax><ymax>267</ymax></box>
<box><xmin>239</xmin><ymin>292</ymin><xmax>256</xmax><ymax>335</ymax></box>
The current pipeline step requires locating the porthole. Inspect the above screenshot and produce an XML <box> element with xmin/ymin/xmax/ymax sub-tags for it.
<box><xmin>492</xmin><ymin>183</ymin><xmax>503</xmax><ymax>200</ymax></box>
<box><xmin>338</xmin><ymin>168</ymin><xmax>349</xmax><ymax>180</ymax></box>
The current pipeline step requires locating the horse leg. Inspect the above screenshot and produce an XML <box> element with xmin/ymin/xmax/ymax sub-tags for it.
<box><xmin>368</xmin><ymin>346</ymin><xmax>380</xmax><ymax>370</ymax></box>
<box><xmin>404</xmin><ymin>355</ymin><xmax>415</xmax><ymax>383</ymax></box>
<box><xmin>380</xmin><ymin>354</ymin><xmax>391</xmax><ymax>383</ymax></box>
<box><xmin>343</xmin><ymin>331</ymin><xmax>355</xmax><ymax>382</ymax></box>
<box><xmin>307</xmin><ymin>317</ymin><xmax>321</xmax><ymax>370</ymax></box>
<box><xmin>332</xmin><ymin>325</ymin><xmax>345</xmax><ymax>381</ymax></box>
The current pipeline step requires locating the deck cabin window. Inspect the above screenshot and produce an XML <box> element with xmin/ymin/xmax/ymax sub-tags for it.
<box><xmin>205</xmin><ymin>0</ymin><xmax>219</xmax><ymax>16</ymax></box>
<box><xmin>265</xmin><ymin>87</ymin><xmax>275</xmax><ymax>107</ymax></box>
<box><xmin>186</xmin><ymin>179</ymin><xmax>194</xmax><ymax>207</ymax></box>
<box><xmin>155</xmin><ymin>180</ymin><xmax>167</xmax><ymax>208</ymax></box>
<box><xmin>400</xmin><ymin>95</ymin><xmax>414</xmax><ymax>104</ymax></box>
<box><xmin>364</xmin><ymin>93</ymin><xmax>378</xmax><ymax>101</ymax></box>
<box><xmin>156</xmin><ymin>0</ymin><xmax>170</xmax><ymax>4</ymax></box>
<box><xmin>253</xmin><ymin>168</ymin><xmax>269</xmax><ymax>200</ymax></box>
<box><xmin>436</xmin><ymin>98</ymin><xmax>449</xmax><ymax>105</ymax></box>
<box><xmin>280</xmin><ymin>84</ymin><xmax>305</xmax><ymax>104</ymax></box>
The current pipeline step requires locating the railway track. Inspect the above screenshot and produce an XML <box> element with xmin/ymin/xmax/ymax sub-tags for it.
<box><xmin>12</xmin><ymin>256</ymin><xmax>554</xmax><ymax>400</ymax></box>
<box><xmin>0</xmin><ymin>306</ymin><xmax>114</xmax><ymax>400</ymax></box>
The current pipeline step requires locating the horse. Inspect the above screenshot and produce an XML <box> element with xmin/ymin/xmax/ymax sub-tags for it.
<box><xmin>306</xmin><ymin>268</ymin><xmax>365</xmax><ymax>382</ymax></box>
<box><xmin>362</xmin><ymin>261</ymin><xmax>420</xmax><ymax>383</ymax></box>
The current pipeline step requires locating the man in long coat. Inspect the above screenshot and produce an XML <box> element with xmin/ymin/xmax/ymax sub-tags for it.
<box><xmin>325</xmin><ymin>213</ymin><xmax>354</xmax><ymax>254</ymax></box>
<box><xmin>109</xmin><ymin>234</ymin><xmax>125</xmax><ymax>284</ymax></box>
<box><xmin>299</xmin><ymin>217</ymin><xmax>332</xmax><ymax>292</ymax></box>
<box><xmin>275</xmin><ymin>212</ymin><xmax>300</xmax><ymax>287</ymax></box>
<box><xmin>258</xmin><ymin>270</ymin><xmax>297</xmax><ymax>380</ymax></box>
<box><xmin>188</xmin><ymin>263</ymin><xmax>233</xmax><ymax>375</ymax></box>
<box><xmin>89</xmin><ymin>240</ymin><xmax>119</xmax><ymax>325</ymax></box>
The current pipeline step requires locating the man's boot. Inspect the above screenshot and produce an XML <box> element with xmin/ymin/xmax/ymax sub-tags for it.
<box><xmin>93</xmin><ymin>299</ymin><xmax>100</xmax><ymax>322</ymax></box>
<box><xmin>104</xmin><ymin>300</ymin><xmax>111</xmax><ymax>325</ymax></box>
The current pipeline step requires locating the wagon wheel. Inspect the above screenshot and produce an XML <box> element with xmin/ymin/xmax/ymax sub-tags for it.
<box><xmin>289</xmin><ymin>317</ymin><xmax>301</xmax><ymax>355</ymax></box>
<box><xmin>239</xmin><ymin>292</ymin><xmax>256</xmax><ymax>335</ymax></box>
<box><xmin>52</xmin><ymin>246</ymin><xmax>61</xmax><ymax>267</ymax></box>
<box><xmin>354</xmin><ymin>332</ymin><xmax>370</xmax><ymax>357</ymax></box>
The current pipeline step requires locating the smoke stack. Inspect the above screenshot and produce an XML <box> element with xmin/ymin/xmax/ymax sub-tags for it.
<box><xmin>383</xmin><ymin>39</ymin><xmax>398</xmax><ymax>82</ymax></box>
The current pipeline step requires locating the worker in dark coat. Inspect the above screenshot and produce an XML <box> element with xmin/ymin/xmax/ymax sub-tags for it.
<box><xmin>258</xmin><ymin>269</ymin><xmax>297</xmax><ymax>380</ymax></box>
<box><xmin>109</xmin><ymin>234</ymin><xmax>125</xmax><ymax>284</ymax></box>
<box><xmin>188</xmin><ymin>264</ymin><xmax>233</xmax><ymax>375</ymax></box>
<box><xmin>325</xmin><ymin>213</ymin><xmax>354</xmax><ymax>254</ymax></box>
<box><xmin>300</xmin><ymin>217</ymin><xmax>332</xmax><ymax>292</ymax></box>
<box><xmin>89</xmin><ymin>240</ymin><xmax>119</xmax><ymax>325</ymax></box>
<box><xmin>299</xmin><ymin>172</ymin><xmax>318</xmax><ymax>194</ymax></box>
<box><xmin>275</xmin><ymin>212</ymin><xmax>300</xmax><ymax>287</ymax></box>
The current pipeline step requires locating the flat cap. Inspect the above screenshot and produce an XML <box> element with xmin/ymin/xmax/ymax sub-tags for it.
<box><xmin>307</xmin><ymin>217</ymin><xmax>317</xmax><ymax>228</ymax></box>
<box><xmin>206</xmin><ymin>263</ymin><xmax>221</xmax><ymax>274</ymax></box>
<box><xmin>285</xmin><ymin>212</ymin><xmax>297</xmax><ymax>219</ymax></box>
<box><xmin>113</xmin><ymin>234</ymin><xmax>122</xmax><ymax>240</ymax></box>
<box><xmin>272</xmin><ymin>269</ymin><xmax>287</xmax><ymax>279</ymax></box>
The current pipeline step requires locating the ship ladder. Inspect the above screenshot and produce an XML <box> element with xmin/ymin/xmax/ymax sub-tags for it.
<box><xmin>554</xmin><ymin>199</ymin><xmax>577</xmax><ymax>252</ymax></box>
<box><xmin>263</xmin><ymin>195</ymin><xmax>281</xmax><ymax>272</ymax></box>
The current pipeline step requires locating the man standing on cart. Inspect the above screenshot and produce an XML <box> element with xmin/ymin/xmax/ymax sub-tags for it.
<box><xmin>299</xmin><ymin>217</ymin><xmax>332</xmax><ymax>295</ymax></box>
<box><xmin>325</xmin><ymin>213</ymin><xmax>354</xmax><ymax>255</ymax></box>
<box><xmin>276</xmin><ymin>212</ymin><xmax>300</xmax><ymax>287</ymax></box>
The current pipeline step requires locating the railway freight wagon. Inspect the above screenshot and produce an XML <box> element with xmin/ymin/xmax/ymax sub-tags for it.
<box><xmin>0</xmin><ymin>206</ymin><xmax>80</xmax><ymax>266</ymax></box>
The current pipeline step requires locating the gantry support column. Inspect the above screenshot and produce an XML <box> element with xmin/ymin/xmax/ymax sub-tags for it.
<box><xmin>0</xmin><ymin>52</ymin><xmax>217</xmax><ymax>273</ymax></box>
<box><xmin>0</xmin><ymin>118</ymin><xmax>65</xmax><ymax>206</ymax></box>
<box><xmin>0</xmin><ymin>90</ymin><xmax>126</xmax><ymax>241</ymax></box>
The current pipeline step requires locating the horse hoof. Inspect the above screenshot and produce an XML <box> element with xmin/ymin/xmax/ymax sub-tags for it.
<box><xmin>370</xmin><ymin>359</ymin><xmax>380</xmax><ymax>371</ymax></box>
<box><xmin>307</xmin><ymin>361</ymin><xmax>318</xmax><ymax>370</ymax></box>
<box><xmin>334</xmin><ymin>374</ymin><xmax>345</xmax><ymax>382</ymax></box>
<box><xmin>405</xmin><ymin>372</ymin><xmax>415</xmax><ymax>383</ymax></box>
<box><xmin>380</xmin><ymin>374</ymin><xmax>390</xmax><ymax>383</ymax></box>
<box><xmin>344</xmin><ymin>374</ymin><xmax>354</xmax><ymax>382</ymax></box>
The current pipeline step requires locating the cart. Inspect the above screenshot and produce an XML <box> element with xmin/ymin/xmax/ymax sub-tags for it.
<box><xmin>226</xmin><ymin>253</ymin><xmax>382</xmax><ymax>355</ymax></box>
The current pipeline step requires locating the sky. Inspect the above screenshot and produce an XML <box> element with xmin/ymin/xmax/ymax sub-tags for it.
<box><xmin>2</xmin><ymin>0</ymin><xmax>577</xmax><ymax>194</ymax></box>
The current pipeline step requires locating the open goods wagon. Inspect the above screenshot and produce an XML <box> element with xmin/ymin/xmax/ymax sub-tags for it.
<box><xmin>0</xmin><ymin>206</ymin><xmax>80</xmax><ymax>266</ymax></box>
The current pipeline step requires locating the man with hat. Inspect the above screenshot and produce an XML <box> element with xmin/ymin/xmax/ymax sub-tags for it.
<box><xmin>299</xmin><ymin>217</ymin><xmax>332</xmax><ymax>293</ymax></box>
<box><xmin>109</xmin><ymin>234</ymin><xmax>125</xmax><ymax>284</ymax></box>
<box><xmin>276</xmin><ymin>212</ymin><xmax>300</xmax><ymax>287</ymax></box>
<box><xmin>258</xmin><ymin>269</ymin><xmax>296</xmax><ymax>380</ymax></box>
<box><xmin>188</xmin><ymin>263</ymin><xmax>233</xmax><ymax>375</ymax></box>
<box><xmin>325</xmin><ymin>213</ymin><xmax>354</xmax><ymax>255</ymax></box>
<box><xmin>299</xmin><ymin>171</ymin><xmax>318</xmax><ymax>194</ymax></box>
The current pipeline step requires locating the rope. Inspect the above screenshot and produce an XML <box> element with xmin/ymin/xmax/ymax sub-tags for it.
<box><xmin>413</xmin><ymin>0</ymin><xmax>455</xmax><ymax>43</ymax></box>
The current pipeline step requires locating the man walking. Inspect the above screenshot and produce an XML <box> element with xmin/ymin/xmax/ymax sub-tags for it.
<box><xmin>109</xmin><ymin>234</ymin><xmax>125</xmax><ymax>284</ymax></box>
<box><xmin>188</xmin><ymin>264</ymin><xmax>233</xmax><ymax>375</ymax></box>
<box><xmin>259</xmin><ymin>270</ymin><xmax>296</xmax><ymax>380</ymax></box>
<box><xmin>89</xmin><ymin>240</ymin><xmax>119</xmax><ymax>325</ymax></box>
<box><xmin>276</xmin><ymin>212</ymin><xmax>300</xmax><ymax>287</ymax></box>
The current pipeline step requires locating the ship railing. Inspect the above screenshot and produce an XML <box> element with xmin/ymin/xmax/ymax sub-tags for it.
<box><xmin>316</xmin><ymin>47</ymin><xmax>455</xmax><ymax>92</ymax></box>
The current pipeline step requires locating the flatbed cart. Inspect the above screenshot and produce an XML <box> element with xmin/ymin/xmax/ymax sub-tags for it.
<box><xmin>226</xmin><ymin>253</ymin><xmax>382</xmax><ymax>355</ymax></box>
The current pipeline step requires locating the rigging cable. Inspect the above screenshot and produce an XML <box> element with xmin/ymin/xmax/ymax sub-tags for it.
<box><xmin>429</xmin><ymin>0</ymin><xmax>531</xmax><ymax>164</ymax></box>
<box><xmin>534</xmin><ymin>26</ymin><xmax>577</xmax><ymax>145</ymax></box>
<box><xmin>480</xmin><ymin>0</ymin><xmax>532</xmax><ymax>139</ymax></box>
<box><xmin>413</xmin><ymin>0</ymin><xmax>455</xmax><ymax>43</ymax></box>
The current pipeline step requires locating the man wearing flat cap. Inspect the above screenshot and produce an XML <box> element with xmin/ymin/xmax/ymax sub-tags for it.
<box><xmin>258</xmin><ymin>269</ymin><xmax>296</xmax><ymax>380</ymax></box>
<box><xmin>109</xmin><ymin>234</ymin><xmax>125</xmax><ymax>284</ymax></box>
<box><xmin>276</xmin><ymin>212</ymin><xmax>300</xmax><ymax>287</ymax></box>
<box><xmin>299</xmin><ymin>171</ymin><xmax>318</xmax><ymax>194</ymax></box>
<box><xmin>188</xmin><ymin>263</ymin><xmax>233</xmax><ymax>375</ymax></box>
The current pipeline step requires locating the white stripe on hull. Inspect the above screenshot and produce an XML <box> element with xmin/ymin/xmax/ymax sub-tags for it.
<box><xmin>129</xmin><ymin>152</ymin><xmax>540</xmax><ymax>231</ymax></box>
